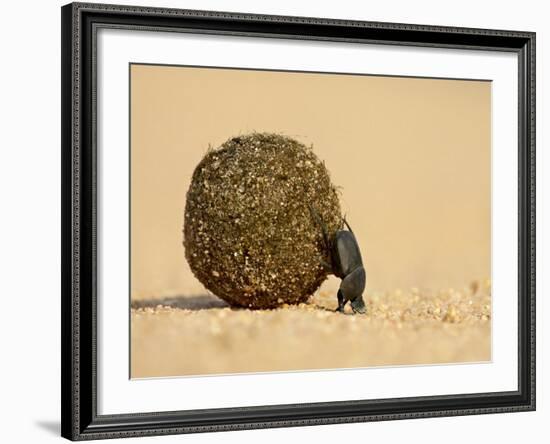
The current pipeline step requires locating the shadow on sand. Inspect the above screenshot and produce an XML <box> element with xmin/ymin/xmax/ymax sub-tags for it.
<box><xmin>131</xmin><ymin>294</ymin><xmax>229</xmax><ymax>311</ymax></box>
<box><xmin>131</xmin><ymin>294</ymin><xmax>339</xmax><ymax>313</ymax></box>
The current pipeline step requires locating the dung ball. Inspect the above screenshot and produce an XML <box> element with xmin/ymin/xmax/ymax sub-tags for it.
<box><xmin>183</xmin><ymin>133</ymin><xmax>342</xmax><ymax>309</ymax></box>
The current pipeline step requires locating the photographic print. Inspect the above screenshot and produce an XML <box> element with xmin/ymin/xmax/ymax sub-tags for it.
<box><xmin>129</xmin><ymin>64</ymin><xmax>492</xmax><ymax>378</ymax></box>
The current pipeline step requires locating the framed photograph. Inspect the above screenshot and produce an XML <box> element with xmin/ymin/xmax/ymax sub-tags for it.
<box><xmin>61</xmin><ymin>2</ymin><xmax>536</xmax><ymax>440</ymax></box>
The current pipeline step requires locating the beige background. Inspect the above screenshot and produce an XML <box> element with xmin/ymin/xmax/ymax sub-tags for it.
<box><xmin>130</xmin><ymin>64</ymin><xmax>491</xmax><ymax>301</ymax></box>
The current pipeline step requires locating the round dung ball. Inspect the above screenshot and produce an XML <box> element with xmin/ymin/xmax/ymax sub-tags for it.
<box><xmin>183</xmin><ymin>133</ymin><xmax>342</xmax><ymax>309</ymax></box>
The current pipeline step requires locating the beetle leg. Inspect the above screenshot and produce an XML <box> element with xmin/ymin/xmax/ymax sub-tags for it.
<box><xmin>343</xmin><ymin>216</ymin><xmax>354</xmax><ymax>234</ymax></box>
<box><xmin>319</xmin><ymin>258</ymin><xmax>332</xmax><ymax>273</ymax></box>
<box><xmin>350</xmin><ymin>295</ymin><xmax>366</xmax><ymax>314</ymax></box>
<box><xmin>308</xmin><ymin>203</ymin><xmax>331</xmax><ymax>252</ymax></box>
<box><xmin>338</xmin><ymin>267</ymin><xmax>366</xmax><ymax>315</ymax></box>
<box><xmin>336</xmin><ymin>290</ymin><xmax>346</xmax><ymax>313</ymax></box>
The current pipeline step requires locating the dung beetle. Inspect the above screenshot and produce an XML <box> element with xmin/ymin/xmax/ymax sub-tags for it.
<box><xmin>309</xmin><ymin>205</ymin><xmax>367</xmax><ymax>314</ymax></box>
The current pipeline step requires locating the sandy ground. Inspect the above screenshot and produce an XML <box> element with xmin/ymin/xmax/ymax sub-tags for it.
<box><xmin>131</xmin><ymin>281</ymin><xmax>491</xmax><ymax>378</ymax></box>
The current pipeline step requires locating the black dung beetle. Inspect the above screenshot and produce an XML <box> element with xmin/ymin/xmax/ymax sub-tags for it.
<box><xmin>309</xmin><ymin>205</ymin><xmax>367</xmax><ymax>314</ymax></box>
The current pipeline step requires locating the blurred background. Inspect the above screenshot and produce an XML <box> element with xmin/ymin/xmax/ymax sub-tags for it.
<box><xmin>130</xmin><ymin>64</ymin><xmax>491</xmax><ymax>301</ymax></box>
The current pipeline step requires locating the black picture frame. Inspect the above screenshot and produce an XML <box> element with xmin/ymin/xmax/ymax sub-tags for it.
<box><xmin>61</xmin><ymin>2</ymin><xmax>536</xmax><ymax>440</ymax></box>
